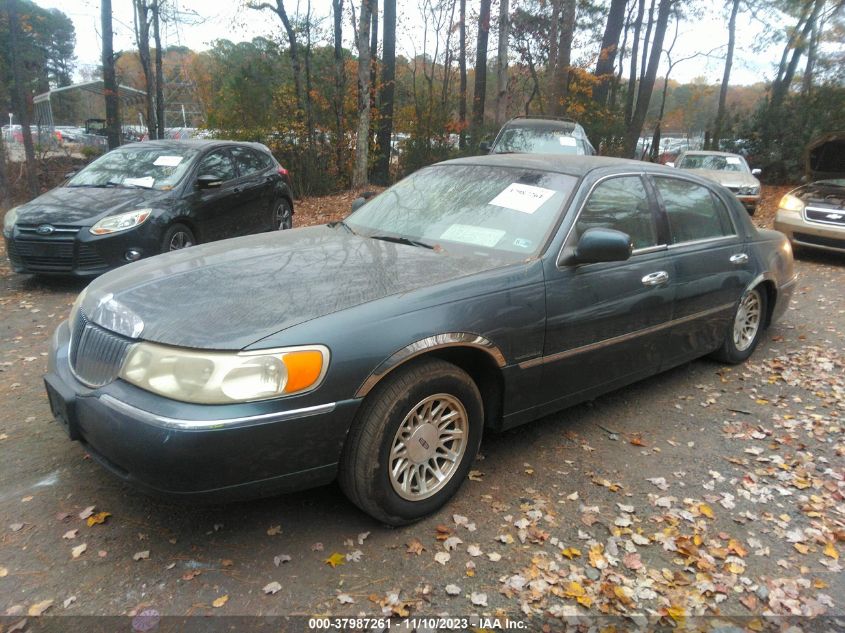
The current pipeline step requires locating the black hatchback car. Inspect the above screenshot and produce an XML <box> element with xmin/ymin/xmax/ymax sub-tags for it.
<box><xmin>3</xmin><ymin>140</ymin><xmax>294</xmax><ymax>275</ymax></box>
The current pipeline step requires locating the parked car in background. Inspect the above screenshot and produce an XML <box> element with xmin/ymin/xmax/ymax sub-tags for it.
<box><xmin>774</xmin><ymin>132</ymin><xmax>845</xmax><ymax>254</ymax></box>
<box><xmin>669</xmin><ymin>150</ymin><xmax>762</xmax><ymax>214</ymax></box>
<box><xmin>44</xmin><ymin>155</ymin><xmax>795</xmax><ymax>525</ymax></box>
<box><xmin>3</xmin><ymin>140</ymin><xmax>294</xmax><ymax>276</ymax></box>
<box><xmin>482</xmin><ymin>116</ymin><xmax>596</xmax><ymax>156</ymax></box>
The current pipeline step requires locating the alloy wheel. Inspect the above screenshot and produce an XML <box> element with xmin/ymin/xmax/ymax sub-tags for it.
<box><xmin>733</xmin><ymin>289</ymin><xmax>761</xmax><ymax>352</ymax></box>
<box><xmin>168</xmin><ymin>231</ymin><xmax>193</xmax><ymax>251</ymax></box>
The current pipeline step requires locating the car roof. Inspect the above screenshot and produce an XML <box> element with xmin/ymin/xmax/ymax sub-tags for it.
<box><xmin>119</xmin><ymin>139</ymin><xmax>270</xmax><ymax>152</ymax></box>
<box><xmin>439</xmin><ymin>154</ymin><xmax>677</xmax><ymax>178</ymax></box>
<box><xmin>680</xmin><ymin>150</ymin><xmax>743</xmax><ymax>158</ymax></box>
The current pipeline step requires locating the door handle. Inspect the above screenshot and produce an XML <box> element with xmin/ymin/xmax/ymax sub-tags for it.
<box><xmin>729</xmin><ymin>253</ymin><xmax>749</xmax><ymax>264</ymax></box>
<box><xmin>641</xmin><ymin>271</ymin><xmax>669</xmax><ymax>286</ymax></box>
<box><xmin>233</xmin><ymin>186</ymin><xmax>242</xmax><ymax>193</ymax></box>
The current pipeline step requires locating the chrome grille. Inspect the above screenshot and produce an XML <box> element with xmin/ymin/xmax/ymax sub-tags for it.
<box><xmin>805</xmin><ymin>206</ymin><xmax>845</xmax><ymax>227</ymax></box>
<box><xmin>70</xmin><ymin>311</ymin><xmax>133</xmax><ymax>387</ymax></box>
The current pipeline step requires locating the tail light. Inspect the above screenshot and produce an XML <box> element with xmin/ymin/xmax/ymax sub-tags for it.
<box><xmin>277</xmin><ymin>166</ymin><xmax>289</xmax><ymax>177</ymax></box>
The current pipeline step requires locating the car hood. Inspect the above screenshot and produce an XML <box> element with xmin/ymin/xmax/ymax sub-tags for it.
<box><xmin>80</xmin><ymin>225</ymin><xmax>505</xmax><ymax>350</ymax></box>
<box><xmin>15</xmin><ymin>186</ymin><xmax>171</xmax><ymax>226</ymax></box>
<box><xmin>794</xmin><ymin>180</ymin><xmax>845</xmax><ymax>208</ymax></box>
<box><xmin>683</xmin><ymin>169</ymin><xmax>759</xmax><ymax>189</ymax></box>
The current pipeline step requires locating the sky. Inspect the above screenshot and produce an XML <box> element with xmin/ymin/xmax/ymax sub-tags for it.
<box><xmin>38</xmin><ymin>0</ymin><xmax>784</xmax><ymax>87</ymax></box>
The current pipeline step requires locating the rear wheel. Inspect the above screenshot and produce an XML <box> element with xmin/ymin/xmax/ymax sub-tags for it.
<box><xmin>339</xmin><ymin>358</ymin><xmax>483</xmax><ymax>526</ymax></box>
<box><xmin>162</xmin><ymin>223</ymin><xmax>195</xmax><ymax>252</ymax></box>
<box><xmin>711</xmin><ymin>286</ymin><xmax>767</xmax><ymax>364</ymax></box>
<box><xmin>274</xmin><ymin>198</ymin><xmax>293</xmax><ymax>230</ymax></box>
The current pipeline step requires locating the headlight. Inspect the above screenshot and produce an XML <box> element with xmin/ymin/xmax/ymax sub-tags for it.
<box><xmin>90</xmin><ymin>209</ymin><xmax>152</xmax><ymax>235</ymax></box>
<box><xmin>3</xmin><ymin>206</ymin><xmax>19</xmax><ymax>234</ymax></box>
<box><xmin>120</xmin><ymin>343</ymin><xmax>329</xmax><ymax>404</ymax></box>
<box><xmin>778</xmin><ymin>193</ymin><xmax>805</xmax><ymax>214</ymax></box>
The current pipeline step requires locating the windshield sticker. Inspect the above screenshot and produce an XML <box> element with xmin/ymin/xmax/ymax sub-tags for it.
<box><xmin>489</xmin><ymin>183</ymin><xmax>557</xmax><ymax>214</ymax></box>
<box><xmin>559</xmin><ymin>136</ymin><xmax>577</xmax><ymax>147</ymax></box>
<box><xmin>441</xmin><ymin>224</ymin><xmax>506</xmax><ymax>248</ymax></box>
<box><xmin>124</xmin><ymin>176</ymin><xmax>155</xmax><ymax>187</ymax></box>
<box><xmin>513</xmin><ymin>238</ymin><xmax>533</xmax><ymax>249</ymax></box>
<box><xmin>725</xmin><ymin>156</ymin><xmax>741</xmax><ymax>165</ymax></box>
<box><xmin>153</xmin><ymin>155</ymin><xmax>184</xmax><ymax>167</ymax></box>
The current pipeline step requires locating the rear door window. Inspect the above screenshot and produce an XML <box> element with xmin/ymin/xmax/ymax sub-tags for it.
<box><xmin>653</xmin><ymin>177</ymin><xmax>735</xmax><ymax>244</ymax></box>
<box><xmin>231</xmin><ymin>147</ymin><xmax>268</xmax><ymax>176</ymax></box>
<box><xmin>197</xmin><ymin>150</ymin><xmax>236</xmax><ymax>182</ymax></box>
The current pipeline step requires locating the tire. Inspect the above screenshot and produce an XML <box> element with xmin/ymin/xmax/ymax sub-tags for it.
<box><xmin>273</xmin><ymin>198</ymin><xmax>293</xmax><ymax>230</ymax></box>
<box><xmin>710</xmin><ymin>286</ymin><xmax>767</xmax><ymax>364</ymax></box>
<box><xmin>339</xmin><ymin>358</ymin><xmax>483</xmax><ymax>526</ymax></box>
<box><xmin>161</xmin><ymin>223</ymin><xmax>196</xmax><ymax>252</ymax></box>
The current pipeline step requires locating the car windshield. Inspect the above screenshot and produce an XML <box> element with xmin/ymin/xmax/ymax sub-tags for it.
<box><xmin>494</xmin><ymin>127</ymin><xmax>587</xmax><ymax>155</ymax></box>
<box><xmin>346</xmin><ymin>165</ymin><xmax>578</xmax><ymax>257</ymax></box>
<box><xmin>67</xmin><ymin>145</ymin><xmax>201</xmax><ymax>190</ymax></box>
<box><xmin>678</xmin><ymin>154</ymin><xmax>748</xmax><ymax>173</ymax></box>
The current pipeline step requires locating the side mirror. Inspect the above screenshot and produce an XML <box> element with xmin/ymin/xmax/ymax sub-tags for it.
<box><xmin>64</xmin><ymin>171</ymin><xmax>77</xmax><ymax>179</ymax></box>
<box><xmin>351</xmin><ymin>197</ymin><xmax>367</xmax><ymax>212</ymax></box>
<box><xmin>196</xmin><ymin>174</ymin><xmax>222</xmax><ymax>189</ymax></box>
<box><xmin>751</xmin><ymin>168</ymin><xmax>762</xmax><ymax>176</ymax></box>
<box><xmin>571</xmin><ymin>228</ymin><xmax>632</xmax><ymax>265</ymax></box>
<box><xmin>665</xmin><ymin>161</ymin><xmax>675</xmax><ymax>168</ymax></box>
<box><xmin>479</xmin><ymin>141</ymin><xmax>492</xmax><ymax>153</ymax></box>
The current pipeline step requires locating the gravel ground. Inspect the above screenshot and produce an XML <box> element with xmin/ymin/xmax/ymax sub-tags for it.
<box><xmin>0</xmin><ymin>186</ymin><xmax>843</xmax><ymax>630</ymax></box>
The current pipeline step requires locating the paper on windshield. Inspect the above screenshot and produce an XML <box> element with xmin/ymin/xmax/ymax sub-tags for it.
<box><xmin>725</xmin><ymin>156</ymin><xmax>741</xmax><ymax>165</ymax></box>
<box><xmin>489</xmin><ymin>183</ymin><xmax>556</xmax><ymax>214</ymax></box>
<box><xmin>153</xmin><ymin>155</ymin><xmax>184</xmax><ymax>167</ymax></box>
<box><xmin>441</xmin><ymin>224</ymin><xmax>505</xmax><ymax>248</ymax></box>
<box><xmin>559</xmin><ymin>136</ymin><xmax>577</xmax><ymax>146</ymax></box>
<box><xmin>124</xmin><ymin>176</ymin><xmax>155</xmax><ymax>187</ymax></box>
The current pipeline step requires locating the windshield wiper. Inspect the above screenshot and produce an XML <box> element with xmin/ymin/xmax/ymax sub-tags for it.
<box><xmin>331</xmin><ymin>220</ymin><xmax>357</xmax><ymax>235</ymax></box>
<box><xmin>369</xmin><ymin>234</ymin><xmax>435</xmax><ymax>250</ymax></box>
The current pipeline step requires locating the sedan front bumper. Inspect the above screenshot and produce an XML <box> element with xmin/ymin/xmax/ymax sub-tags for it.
<box><xmin>774</xmin><ymin>210</ymin><xmax>845</xmax><ymax>254</ymax></box>
<box><xmin>44</xmin><ymin>321</ymin><xmax>360</xmax><ymax>501</ymax></box>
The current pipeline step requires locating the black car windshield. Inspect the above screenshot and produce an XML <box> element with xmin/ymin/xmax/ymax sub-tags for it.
<box><xmin>494</xmin><ymin>127</ymin><xmax>587</xmax><ymax>155</ymax></box>
<box><xmin>67</xmin><ymin>145</ymin><xmax>201</xmax><ymax>190</ymax></box>
<box><xmin>678</xmin><ymin>154</ymin><xmax>749</xmax><ymax>173</ymax></box>
<box><xmin>346</xmin><ymin>165</ymin><xmax>577</xmax><ymax>256</ymax></box>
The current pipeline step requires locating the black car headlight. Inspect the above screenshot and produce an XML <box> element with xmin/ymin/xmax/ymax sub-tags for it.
<box><xmin>120</xmin><ymin>343</ymin><xmax>330</xmax><ymax>404</ymax></box>
<box><xmin>90</xmin><ymin>209</ymin><xmax>152</xmax><ymax>235</ymax></box>
<box><xmin>3</xmin><ymin>206</ymin><xmax>19</xmax><ymax>235</ymax></box>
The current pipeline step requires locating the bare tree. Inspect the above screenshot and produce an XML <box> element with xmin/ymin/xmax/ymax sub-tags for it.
<box><xmin>592</xmin><ymin>0</ymin><xmax>627</xmax><ymax>106</ymax></box>
<box><xmin>152</xmin><ymin>0</ymin><xmax>165</xmax><ymax>137</ymax></box>
<box><xmin>458</xmin><ymin>0</ymin><xmax>467</xmax><ymax>148</ymax></box>
<box><xmin>374</xmin><ymin>0</ymin><xmax>396</xmax><ymax>183</ymax></box>
<box><xmin>494</xmin><ymin>0</ymin><xmax>510</xmax><ymax>125</ymax></box>
<box><xmin>471</xmin><ymin>0</ymin><xmax>492</xmax><ymax>144</ymax></box>
<box><xmin>550</xmin><ymin>0</ymin><xmax>575</xmax><ymax>116</ymax></box>
<box><xmin>352</xmin><ymin>0</ymin><xmax>374</xmax><ymax>187</ymax></box>
<box><xmin>332</xmin><ymin>0</ymin><xmax>345</xmax><ymax>180</ymax></box>
<box><xmin>251</xmin><ymin>0</ymin><xmax>304</xmax><ymax>112</ymax></box>
<box><xmin>624</xmin><ymin>0</ymin><xmax>646</xmax><ymax>125</ymax></box>
<box><xmin>133</xmin><ymin>0</ymin><xmax>156</xmax><ymax>138</ymax></box>
<box><xmin>7</xmin><ymin>0</ymin><xmax>38</xmax><ymax>195</ymax></box>
<box><xmin>711</xmin><ymin>0</ymin><xmax>741</xmax><ymax>150</ymax></box>
<box><xmin>101</xmin><ymin>0</ymin><xmax>121</xmax><ymax>150</ymax></box>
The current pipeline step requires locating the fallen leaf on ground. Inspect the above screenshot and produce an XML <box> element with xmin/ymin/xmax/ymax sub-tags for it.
<box><xmin>132</xmin><ymin>550</ymin><xmax>150</xmax><ymax>561</ymax></box>
<box><xmin>434</xmin><ymin>552</ymin><xmax>450</xmax><ymax>565</ymax></box>
<box><xmin>212</xmin><ymin>595</ymin><xmax>228</xmax><ymax>608</ymax></box>
<box><xmin>445</xmin><ymin>584</ymin><xmax>461</xmax><ymax>596</ymax></box>
<box><xmin>263</xmin><ymin>581</ymin><xmax>282</xmax><ymax>595</ymax></box>
<box><xmin>71</xmin><ymin>544</ymin><xmax>87</xmax><ymax>559</ymax></box>
<box><xmin>824</xmin><ymin>542</ymin><xmax>839</xmax><ymax>560</ymax></box>
<box><xmin>274</xmin><ymin>554</ymin><xmax>292</xmax><ymax>566</ymax></box>
<box><xmin>324</xmin><ymin>553</ymin><xmax>345</xmax><ymax>568</ymax></box>
<box><xmin>470</xmin><ymin>592</ymin><xmax>487</xmax><ymax>607</ymax></box>
<box><xmin>62</xmin><ymin>529</ymin><xmax>77</xmax><ymax>540</ymax></box>
<box><xmin>406</xmin><ymin>538</ymin><xmax>424</xmax><ymax>555</ymax></box>
<box><xmin>266</xmin><ymin>525</ymin><xmax>282</xmax><ymax>536</ymax></box>
<box><xmin>78</xmin><ymin>506</ymin><xmax>95</xmax><ymax>520</ymax></box>
<box><xmin>63</xmin><ymin>596</ymin><xmax>76</xmax><ymax>609</ymax></box>
<box><xmin>10</xmin><ymin>523</ymin><xmax>24</xmax><ymax>532</ymax></box>
<box><xmin>337</xmin><ymin>593</ymin><xmax>354</xmax><ymax>604</ymax></box>
<box><xmin>28</xmin><ymin>600</ymin><xmax>53</xmax><ymax>616</ymax></box>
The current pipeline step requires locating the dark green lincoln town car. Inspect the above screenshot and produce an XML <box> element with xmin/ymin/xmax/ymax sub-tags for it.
<box><xmin>44</xmin><ymin>155</ymin><xmax>796</xmax><ymax>525</ymax></box>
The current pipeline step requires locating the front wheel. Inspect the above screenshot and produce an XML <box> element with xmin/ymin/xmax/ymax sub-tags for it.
<box><xmin>274</xmin><ymin>198</ymin><xmax>293</xmax><ymax>230</ymax></box>
<box><xmin>710</xmin><ymin>286</ymin><xmax>767</xmax><ymax>364</ymax></box>
<box><xmin>339</xmin><ymin>358</ymin><xmax>483</xmax><ymax>526</ymax></box>
<box><xmin>162</xmin><ymin>223</ymin><xmax>196</xmax><ymax>252</ymax></box>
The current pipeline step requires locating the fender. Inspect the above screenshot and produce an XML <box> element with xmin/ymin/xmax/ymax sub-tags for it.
<box><xmin>355</xmin><ymin>332</ymin><xmax>507</xmax><ymax>398</ymax></box>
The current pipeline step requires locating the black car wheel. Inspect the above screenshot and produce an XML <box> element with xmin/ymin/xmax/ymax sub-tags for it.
<box><xmin>162</xmin><ymin>223</ymin><xmax>196</xmax><ymax>252</ymax></box>
<box><xmin>339</xmin><ymin>358</ymin><xmax>483</xmax><ymax>526</ymax></box>
<box><xmin>274</xmin><ymin>199</ymin><xmax>293</xmax><ymax>230</ymax></box>
<box><xmin>711</xmin><ymin>286</ymin><xmax>767</xmax><ymax>364</ymax></box>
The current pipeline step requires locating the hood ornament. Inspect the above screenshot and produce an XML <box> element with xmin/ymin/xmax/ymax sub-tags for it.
<box><xmin>36</xmin><ymin>224</ymin><xmax>55</xmax><ymax>235</ymax></box>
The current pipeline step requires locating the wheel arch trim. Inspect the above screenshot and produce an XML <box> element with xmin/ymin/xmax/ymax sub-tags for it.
<box><xmin>354</xmin><ymin>333</ymin><xmax>507</xmax><ymax>398</ymax></box>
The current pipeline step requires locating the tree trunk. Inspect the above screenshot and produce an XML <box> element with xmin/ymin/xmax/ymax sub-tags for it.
<box><xmin>494</xmin><ymin>0</ymin><xmax>510</xmax><ymax>125</ymax></box>
<box><xmin>0</xmin><ymin>131</ymin><xmax>9</xmax><ymax>208</ymax></box>
<box><xmin>551</xmin><ymin>0</ymin><xmax>576</xmax><ymax>116</ymax></box>
<box><xmin>458</xmin><ymin>0</ymin><xmax>467</xmax><ymax>149</ymax></box>
<box><xmin>101</xmin><ymin>0</ymin><xmax>121</xmax><ymax>151</ymax></box>
<box><xmin>624</xmin><ymin>0</ymin><xmax>645</xmax><ymax>126</ymax></box>
<box><xmin>471</xmin><ymin>0</ymin><xmax>492</xmax><ymax>145</ymax></box>
<box><xmin>711</xmin><ymin>0</ymin><xmax>740</xmax><ymax>152</ymax></box>
<box><xmin>256</xmin><ymin>0</ymin><xmax>304</xmax><ymax>113</ymax></box>
<box><xmin>639</xmin><ymin>0</ymin><xmax>656</xmax><ymax>83</ymax></box>
<box><xmin>133</xmin><ymin>0</ymin><xmax>156</xmax><ymax>138</ymax></box>
<box><xmin>624</xmin><ymin>0</ymin><xmax>672</xmax><ymax>157</ymax></box>
<box><xmin>352</xmin><ymin>0</ymin><xmax>374</xmax><ymax>188</ymax></box>
<box><xmin>332</xmin><ymin>0</ymin><xmax>345</xmax><ymax>181</ymax></box>
<box><xmin>610</xmin><ymin>1</ymin><xmax>635</xmax><ymax>109</ymax></box>
<box><xmin>592</xmin><ymin>0</ymin><xmax>627</xmax><ymax>106</ymax></box>
<box><xmin>152</xmin><ymin>0</ymin><xmax>165</xmax><ymax>138</ymax></box>
<box><xmin>548</xmin><ymin>0</ymin><xmax>561</xmax><ymax>76</ymax></box>
<box><xmin>801</xmin><ymin>0</ymin><xmax>824</xmax><ymax>95</ymax></box>
<box><xmin>8</xmin><ymin>0</ymin><xmax>38</xmax><ymax>196</ymax></box>
<box><xmin>773</xmin><ymin>0</ymin><xmax>822</xmax><ymax>111</ymax></box>
<box><xmin>374</xmin><ymin>0</ymin><xmax>396</xmax><ymax>183</ymax></box>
